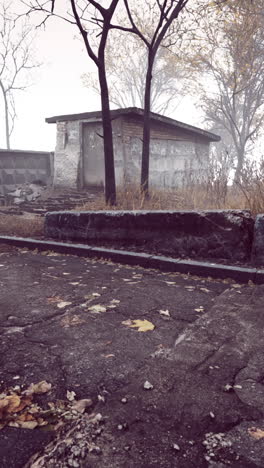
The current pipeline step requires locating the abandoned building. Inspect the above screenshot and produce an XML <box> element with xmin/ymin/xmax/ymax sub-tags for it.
<box><xmin>46</xmin><ymin>107</ymin><xmax>220</xmax><ymax>190</ymax></box>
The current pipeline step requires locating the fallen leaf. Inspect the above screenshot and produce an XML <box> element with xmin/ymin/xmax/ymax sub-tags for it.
<box><xmin>14</xmin><ymin>397</ymin><xmax>33</xmax><ymax>413</ymax></box>
<box><xmin>47</xmin><ymin>296</ymin><xmax>62</xmax><ymax>304</ymax></box>
<box><xmin>67</xmin><ymin>391</ymin><xmax>76</xmax><ymax>402</ymax></box>
<box><xmin>24</xmin><ymin>381</ymin><xmax>52</xmax><ymax>396</ymax></box>
<box><xmin>15</xmin><ymin>420</ymin><xmax>39</xmax><ymax>429</ymax></box>
<box><xmin>122</xmin><ymin>319</ymin><xmax>155</xmax><ymax>332</ymax></box>
<box><xmin>88</xmin><ymin>304</ymin><xmax>106</xmax><ymax>313</ymax></box>
<box><xmin>7</xmin><ymin>421</ymin><xmax>19</xmax><ymax>428</ymax></box>
<box><xmin>71</xmin><ymin>399</ymin><xmax>93</xmax><ymax>414</ymax></box>
<box><xmin>0</xmin><ymin>394</ymin><xmax>21</xmax><ymax>414</ymax></box>
<box><xmin>159</xmin><ymin>309</ymin><xmax>170</xmax><ymax>317</ymax></box>
<box><xmin>248</xmin><ymin>427</ymin><xmax>264</xmax><ymax>440</ymax></box>
<box><xmin>16</xmin><ymin>412</ymin><xmax>35</xmax><ymax>422</ymax></box>
<box><xmin>61</xmin><ymin>315</ymin><xmax>85</xmax><ymax>328</ymax></box>
<box><xmin>57</xmin><ymin>301</ymin><xmax>72</xmax><ymax>309</ymax></box>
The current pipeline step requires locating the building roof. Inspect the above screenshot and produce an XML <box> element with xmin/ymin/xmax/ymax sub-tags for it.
<box><xmin>46</xmin><ymin>107</ymin><xmax>220</xmax><ymax>142</ymax></box>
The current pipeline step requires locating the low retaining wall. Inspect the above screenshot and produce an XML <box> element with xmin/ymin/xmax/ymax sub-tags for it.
<box><xmin>45</xmin><ymin>210</ymin><xmax>254</xmax><ymax>262</ymax></box>
<box><xmin>0</xmin><ymin>149</ymin><xmax>53</xmax><ymax>195</ymax></box>
<box><xmin>252</xmin><ymin>214</ymin><xmax>264</xmax><ymax>265</ymax></box>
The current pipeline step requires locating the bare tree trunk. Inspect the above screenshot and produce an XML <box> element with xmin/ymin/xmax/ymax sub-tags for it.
<box><xmin>0</xmin><ymin>80</ymin><xmax>10</xmax><ymax>149</ymax></box>
<box><xmin>98</xmin><ymin>64</ymin><xmax>116</xmax><ymax>205</ymax></box>
<box><xmin>141</xmin><ymin>53</ymin><xmax>154</xmax><ymax>194</ymax></box>
<box><xmin>233</xmin><ymin>147</ymin><xmax>245</xmax><ymax>184</ymax></box>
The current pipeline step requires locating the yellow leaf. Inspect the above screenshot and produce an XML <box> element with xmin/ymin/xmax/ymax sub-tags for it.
<box><xmin>248</xmin><ymin>427</ymin><xmax>264</xmax><ymax>440</ymax></box>
<box><xmin>16</xmin><ymin>412</ymin><xmax>35</xmax><ymax>422</ymax></box>
<box><xmin>15</xmin><ymin>397</ymin><xmax>32</xmax><ymax>413</ymax></box>
<box><xmin>0</xmin><ymin>394</ymin><xmax>21</xmax><ymax>414</ymax></box>
<box><xmin>122</xmin><ymin>319</ymin><xmax>155</xmax><ymax>332</ymax></box>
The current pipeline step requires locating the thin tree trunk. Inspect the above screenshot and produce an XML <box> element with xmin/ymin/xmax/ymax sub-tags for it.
<box><xmin>98</xmin><ymin>64</ymin><xmax>116</xmax><ymax>205</ymax></box>
<box><xmin>141</xmin><ymin>53</ymin><xmax>154</xmax><ymax>195</ymax></box>
<box><xmin>233</xmin><ymin>148</ymin><xmax>245</xmax><ymax>184</ymax></box>
<box><xmin>0</xmin><ymin>80</ymin><xmax>10</xmax><ymax>149</ymax></box>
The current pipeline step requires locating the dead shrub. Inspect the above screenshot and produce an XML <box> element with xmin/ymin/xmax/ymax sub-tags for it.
<box><xmin>234</xmin><ymin>157</ymin><xmax>264</xmax><ymax>215</ymax></box>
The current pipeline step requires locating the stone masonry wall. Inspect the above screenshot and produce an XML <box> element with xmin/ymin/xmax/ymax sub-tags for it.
<box><xmin>53</xmin><ymin>116</ymin><xmax>211</xmax><ymax>190</ymax></box>
<box><xmin>53</xmin><ymin>121</ymin><xmax>81</xmax><ymax>187</ymax></box>
<box><xmin>124</xmin><ymin>136</ymin><xmax>208</xmax><ymax>188</ymax></box>
<box><xmin>45</xmin><ymin>210</ymin><xmax>254</xmax><ymax>262</ymax></box>
<box><xmin>0</xmin><ymin>149</ymin><xmax>52</xmax><ymax>195</ymax></box>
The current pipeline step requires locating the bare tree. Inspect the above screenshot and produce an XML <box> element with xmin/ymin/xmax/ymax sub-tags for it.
<box><xmin>23</xmin><ymin>0</ymin><xmax>121</xmax><ymax>205</ymax></box>
<box><xmin>107</xmin><ymin>0</ymin><xmax>190</xmax><ymax>194</ymax></box>
<box><xmin>187</xmin><ymin>0</ymin><xmax>264</xmax><ymax>182</ymax></box>
<box><xmin>82</xmin><ymin>25</ymin><xmax>186</xmax><ymax>115</ymax></box>
<box><xmin>0</xmin><ymin>2</ymin><xmax>38</xmax><ymax>149</ymax></box>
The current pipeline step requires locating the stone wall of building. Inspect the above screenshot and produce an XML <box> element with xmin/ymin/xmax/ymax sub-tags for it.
<box><xmin>124</xmin><ymin>128</ymin><xmax>209</xmax><ymax>188</ymax></box>
<box><xmin>0</xmin><ymin>149</ymin><xmax>53</xmax><ymax>195</ymax></box>
<box><xmin>82</xmin><ymin>118</ymin><xmax>125</xmax><ymax>187</ymax></box>
<box><xmin>52</xmin><ymin>115</ymin><xmax>211</xmax><ymax>189</ymax></box>
<box><xmin>53</xmin><ymin>120</ymin><xmax>81</xmax><ymax>187</ymax></box>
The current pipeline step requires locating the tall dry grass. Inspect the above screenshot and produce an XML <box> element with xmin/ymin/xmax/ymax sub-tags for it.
<box><xmin>76</xmin><ymin>182</ymin><xmax>264</xmax><ymax>215</ymax></box>
<box><xmin>0</xmin><ymin>214</ymin><xmax>44</xmax><ymax>237</ymax></box>
<box><xmin>77</xmin><ymin>155</ymin><xmax>264</xmax><ymax>216</ymax></box>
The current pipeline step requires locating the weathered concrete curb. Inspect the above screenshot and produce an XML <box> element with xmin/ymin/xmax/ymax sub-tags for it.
<box><xmin>44</xmin><ymin>210</ymin><xmax>254</xmax><ymax>262</ymax></box>
<box><xmin>0</xmin><ymin>235</ymin><xmax>262</xmax><ymax>284</ymax></box>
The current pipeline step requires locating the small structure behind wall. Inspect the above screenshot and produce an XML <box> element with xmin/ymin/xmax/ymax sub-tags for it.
<box><xmin>0</xmin><ymin>149</ymin><xmax>53</xmax><ymax>203</ymax></box>
<box><xmin>46</xmin><ymin>107</ymin><xmax>220</xmax><ymax>190</ymax></box>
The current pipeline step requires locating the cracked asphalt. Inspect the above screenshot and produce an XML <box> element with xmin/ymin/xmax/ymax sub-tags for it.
<box><xmin>0</xmin><ymin>244</ymin><xmax>264</xmax><ymax>467</ymax></box>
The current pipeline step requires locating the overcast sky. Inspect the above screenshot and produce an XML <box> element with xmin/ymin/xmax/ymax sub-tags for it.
<box><xmin>0</xmin><ymin>4</ymin><xmax>202</xmax><ymax>152</ymax></box>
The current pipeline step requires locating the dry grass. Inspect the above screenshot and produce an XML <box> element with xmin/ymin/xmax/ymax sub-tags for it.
<box><xmin>76</xmin><ymin>183</ymin><xmax>264</xmax><ymax>215</ymax></box>
<box><xmin>0</xmin><ymin>178</ymin><xmax>263</xmax><ymax>240</ymax></box>
<box><xmin>0</xmin><ymin>214</ymin><xmax>44</xmax><ymax>237</ymax></box>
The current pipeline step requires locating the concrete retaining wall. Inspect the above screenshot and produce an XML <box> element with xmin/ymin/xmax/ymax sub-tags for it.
<box><xmin>45</xmin><ymin>210</ymin><xmax>254</xmax><ymax>262</ymax></box>
<box><xmin>252</xmin><ymin>214</ymin><xmax>264</xmax><ymax>265</ymax></box>
<box><xmin>0</xmin><ymin>149</ymin><xmax>53</xmax><ymax>195</ymax></box>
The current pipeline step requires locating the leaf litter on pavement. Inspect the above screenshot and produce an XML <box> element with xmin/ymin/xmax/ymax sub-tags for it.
<box><xmin>0</xmin><ymin>380</ymin><xmax>93</xmax><ymax>431</ymax></box>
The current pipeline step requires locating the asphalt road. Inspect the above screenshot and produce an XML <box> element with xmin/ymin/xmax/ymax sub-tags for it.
<box><xmin>0</xmin><ymin>245</ymin><xmax>264</xmax><ymax>467</ymax></box>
